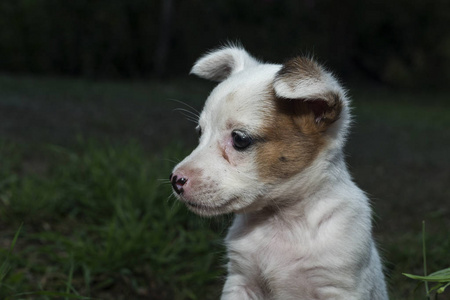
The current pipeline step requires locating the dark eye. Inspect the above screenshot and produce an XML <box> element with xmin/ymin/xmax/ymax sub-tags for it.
<box><xmin>232</xmin><ymin>130</ymin><xmax>252</xmax><ymax>150</ymax></box>
<box><xmin>195</xmin><ymin>125</ymin><xmax>202</xmax><ymax>138</ymax></box>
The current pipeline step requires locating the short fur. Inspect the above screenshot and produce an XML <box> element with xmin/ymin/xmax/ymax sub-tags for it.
<box><xmin>170</xmin><ymin>46</ymin><xmax>388</xmax><ymax>300</ymax></box>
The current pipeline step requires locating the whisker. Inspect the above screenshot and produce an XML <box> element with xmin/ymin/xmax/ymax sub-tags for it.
<box><xmin>184</xmin><ymin>118</ymin><xmax>199</xmax><ymax>124</ymax></box>
<box><xmin>166</xmin><ymin>195</ymin><xmax>184</xmax><ymax>211</ymax></box>
<box><xmin>174</xmin><ymin>112</ymin><xmax>198</xmax><ymax>124</ymax></box>
<box><xmin>157</xmin><ymin>178</ymin><xmax>172</xmax><ymax>184</ymax></box>
<box><xmin>161</xmin><ymin>158</ymin><xmax>181</xmax><ymax>164</ymax></box>
<box><xmin>169</xmin><ymin>98</ymin><xmax>201</xmax><ymax>116</ymax></box>
<box><xmin>173</xmin><ymin>108</ymin><xmax>200</xmax><ymax>124</ymax></box>
<box><xmin>173</xmin><ymin>107</ymin><xmax>200</xmax><ymax>119</ymax></box>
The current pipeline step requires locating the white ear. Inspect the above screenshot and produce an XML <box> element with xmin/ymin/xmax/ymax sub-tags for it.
<box><xmin>190</xmin><ymin>46</ymin><xmax>260</xmax><ymax>82</ymax></box>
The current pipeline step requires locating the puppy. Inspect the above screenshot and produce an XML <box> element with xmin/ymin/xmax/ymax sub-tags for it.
<box><xmin>170</xmin><ymin>46</ymin><xmax>388</xmax><ymax>300</ymax></box>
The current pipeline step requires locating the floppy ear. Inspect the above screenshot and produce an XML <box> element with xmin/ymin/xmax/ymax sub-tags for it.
<box><xmin>273</xmin><ymin>57</ymin><xmax>346</xmax><ymax>127</ymax></box>
<box><xmin>190</xmin><ymin>46</ymin><xmax>260</xmax><ymax>82</ymax></box>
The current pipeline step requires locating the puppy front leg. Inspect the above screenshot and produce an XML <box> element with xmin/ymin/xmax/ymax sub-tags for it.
<box><xmin>221</xmin><ymin>273</ymin><xmax>264</xmax><ymax>300</ymax></box>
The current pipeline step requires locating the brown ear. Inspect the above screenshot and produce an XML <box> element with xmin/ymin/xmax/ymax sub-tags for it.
<box><xmin>273</xmin><ymin>57</ymin><xmax>345</xmax><ymax>133</ymax></box>
<box><xmin>274</xmin><ymin>95</ymin><xmax>342</xmax><ymax>136</ymax></box>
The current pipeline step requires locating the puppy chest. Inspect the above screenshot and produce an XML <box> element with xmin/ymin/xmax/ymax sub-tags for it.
<box><xmin>230</xmin><ymin>223</ymin><xmax>302</xmax><ymax>262</ymax></box>
<box><xmin>227</xmin><ymin>234</ymin><xmax>322</xmax><ymax>298</ymax></box>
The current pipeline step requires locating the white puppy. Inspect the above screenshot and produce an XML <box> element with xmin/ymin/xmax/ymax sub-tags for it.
<box><xmin>170</xmin><ymin>46</ymin><xmax>388</xmax><ymax>300</ymax></box>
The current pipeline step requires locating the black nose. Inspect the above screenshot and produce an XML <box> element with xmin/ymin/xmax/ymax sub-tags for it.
<box><xmin>170</xmin><ymin>174</ymin><xmax>188</xmax><ymax>195</ymax></box>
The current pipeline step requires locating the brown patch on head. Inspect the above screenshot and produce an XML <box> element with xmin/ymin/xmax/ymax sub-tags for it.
<box><xmin>275</xmin><ymin>57</ymin><xmax>323</xmax><ymax>89</ymax></box>
<box><xmin>255</xmin><ymin>90</ymin><xmax>342</xmax><ymax>181</ymax></box>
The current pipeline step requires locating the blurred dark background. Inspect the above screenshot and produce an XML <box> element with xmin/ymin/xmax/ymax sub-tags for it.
<box><xmin>0</xmin><ymin>1</ymin><xmax>449</xmax><ymax>299</ymax></box>
<box><xmin>0</xmin><ymin>0</ymin><xmax>449</xmax><ymax>88</ymax></box>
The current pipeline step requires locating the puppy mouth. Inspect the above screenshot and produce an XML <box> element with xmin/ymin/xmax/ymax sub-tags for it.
<box><xmin>183</xmin><ymin>198</ymin><xmax>238</xmax><ymax>216</ymax></box>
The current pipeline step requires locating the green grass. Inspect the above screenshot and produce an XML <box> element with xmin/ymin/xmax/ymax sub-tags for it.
<box><xmin>0</xmin><ymin>139</ymin><xmax>227</xmax><ymax>299</ymax></box>
<box><xmin>403</xmin><ymin>222</ymin><xmax>450</xmax><ymax>299</ymax></box>
<box><xmin>0</xmin><ymin>75</ymin><xmax>449</xmax><ymax>299</ymax></box>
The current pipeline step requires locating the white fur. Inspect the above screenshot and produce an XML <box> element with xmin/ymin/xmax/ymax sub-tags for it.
<box><xmin>190</xmin><ymin>45</ymin><xmax>260</xmax><ymax>81</ymax></box>
<box><xmin>171</xmin><ymin>46</ymin><xmax>388</xmax><ymax>299</ymax></box>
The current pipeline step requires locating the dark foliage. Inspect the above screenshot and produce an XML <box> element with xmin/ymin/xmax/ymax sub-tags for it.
<box><xmin>0</xmin><ymin>0</ymin><xmax>449</xmax><ymax>87</ymax></box>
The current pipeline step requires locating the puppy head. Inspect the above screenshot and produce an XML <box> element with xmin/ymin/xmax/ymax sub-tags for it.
<box><xmin>170</xmin><ymin>46</ymin><xmax>350</xmax><ymax>216</ymax></box>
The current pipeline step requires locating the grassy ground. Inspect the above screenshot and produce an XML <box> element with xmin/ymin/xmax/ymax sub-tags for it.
<box><xmin>0</xmin><ymin>74</ymin><xmax>449</xmax><ymax>299</ymax></box>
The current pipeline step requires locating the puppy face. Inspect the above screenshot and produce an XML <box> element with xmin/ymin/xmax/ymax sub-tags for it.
<box><xmin>170</xmin><ymin>47</ymin><xmax>349</xmax><ymax>216</ymax></box>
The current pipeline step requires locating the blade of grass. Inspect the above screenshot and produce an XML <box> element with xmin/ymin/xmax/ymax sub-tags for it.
<box><xmin>403</xmin><ymin>271</ymin><xmax>450</xmax><ymax>282</ymax></box>
<box><xmin>66</xmin><ymin>252</ymin><xmax>75</xmax><ymax>299</ymax></box>
<box><xmin>82</xmin><ymin>264</ymin><xmax>91</xmax><ymax>296</ymax></box>
<box><xmin>0</xmin><ymin>224</ymin><xmax>23</xmax><ymax>283</ymax></box>
<box><xmin>0</xmin><ymin>260</ymin><xmax>10</xmax><ymax>284</ymax></box>
<box><xmin>403</xmin><ymin>221</ymin><xmax>450</xmax><ymax>298</ymax></box>
<box><xmin>423</xmin><ymin>220</ymin><xmax>430</xmax><ymax>299</ymax></box>
<box><xmin>9</xmin><ymin>223</ymin><xmax>23</xmax><ymax>253</ymax></box>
